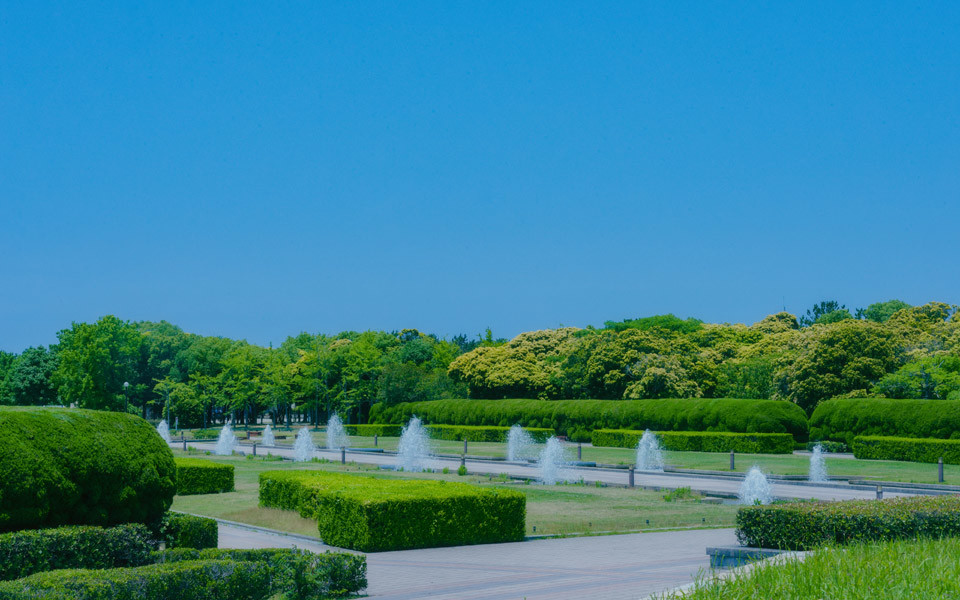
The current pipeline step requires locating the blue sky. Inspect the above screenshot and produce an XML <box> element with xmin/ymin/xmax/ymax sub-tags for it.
<box><xmin>2</xmin><ymin>2</ymin><xmax>958</xmax><ymax>352</ymax></box>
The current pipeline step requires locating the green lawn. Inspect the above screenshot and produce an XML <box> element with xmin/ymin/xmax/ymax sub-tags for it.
<box><xmin>170</xmin><ymin>450</ymin><xmax>738</xmax><ymax>538</ymax></box>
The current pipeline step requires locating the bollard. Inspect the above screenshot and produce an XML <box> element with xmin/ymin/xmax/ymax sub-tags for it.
<box><xmin>374</xmin><ymin>434</ymin><xmax>378</xmax><ymax>447</ymax></box>
<box><xmin>940</xmin><ymin>457</ymin><xmax>945</xmax><ymax>483</ymax></box>
<box><xmin>182</xmin><ymin>435</ymin><xmax>187</xmax><ymax>452</ymax></box>
<box><xmin>730</xmin><ymin>450</ymin><xmax>735</xmax><ymax>471</ymax></box>
<box><xmin>876</xmin><ymin>485</ymin><xmax>883</xmax><ymax>500</ymax></box>
<box><xmin>253</xmin><ymin>443</ymin><xmax>257</xmax><ymax>456</ymax></box>
<box><xmin>578</xmin><ymin>443</ymin><xmax>582</xmax><ymax>461</ymax></box>
<box><xmin>460</xmin><ymin>455</ymin><xmax>466</xmax><ymax>469</ymax></box>
<box><xmin>341</xmin><ymin>447</ymin><xmax>346</xmax><ymax>465</ymax></box>
<box><xmin>628</xmin><ymin>467</ymin><xmax>635</xmax><ymax>488</ymax></box>
<box><xmin>464</xmin><ymin>439</ymin><xmax>468</xmax><ymax>455</ymax></box>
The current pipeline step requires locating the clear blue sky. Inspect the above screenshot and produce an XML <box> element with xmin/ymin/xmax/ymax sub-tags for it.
<box><xmin>2</xmin><ymin>2</ymin><xmax>959</xmax><ymax>352</ymax></box>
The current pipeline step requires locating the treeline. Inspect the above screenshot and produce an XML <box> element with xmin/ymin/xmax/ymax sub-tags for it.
<box><xmin>1</xmin><ymin>299</ymin><xmax>957</xmax><ymax>424</ymax></box>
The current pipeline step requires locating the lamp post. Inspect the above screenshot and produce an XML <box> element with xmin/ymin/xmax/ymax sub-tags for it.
<box><xmin>123</xmin><ymin>381</ymin><xmax>130</xmax><ymax>414</ymax></box>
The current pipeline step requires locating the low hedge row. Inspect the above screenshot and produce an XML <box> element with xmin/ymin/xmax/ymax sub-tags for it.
<box><xmin>0</xmin><ymin>407</ymin><xmax>176</xmax><ymax>532</ymax></box>
<box><xmin>736</xmin><ymin>495</ymin><xmax>960</xmax><ymax>550</ymax></box>
<box><xmin>344</xmin><ymin>424</ymin><xmax>403</xmax><ymax>437</ymax></box>
<box><xmin>851</xmin><ymin>436</ymin><xmax>960</xmax><ymax>464</ymax></box>
<box><xmin>810</xmin><ymin>398</ymin><xmax>960</xmax><ymax>444</ymax></box>
<box><xmin>591</xmin><ymin>430</ymin><xmax>795</xmax><ymax>454</ymax></box>
<box><xmin>427</xmin><ymin>425</ymin><xmax>553</xmax><ymax>443</ymax></box>
<box><xmin>175</xmin><ymin>458</ymin><xmax>234</xmax><ymax>495</ymax></box>
<box><xmin>259</xmin><ymin>470</ymin><xmax>525</xmax><ymax>551</ymax></box>
<box><xmin>369</xmin><ymin>398</ymin><xmax>810</xmax><ymax>441</ymax></box>
<box><xmin>159</xmin><ymin>513</ymin><xmax>218</xmax><ymax>549</ymax></box>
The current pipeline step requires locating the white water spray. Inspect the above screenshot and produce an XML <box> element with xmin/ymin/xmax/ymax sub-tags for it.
<box><xmin>635</xmin><ymin>430</ymin><xmax>664</xmax><ymax>472</ymax></box>
<box><xmin>809</xmin><ymin>444</ymin><xmax>828</xmax><ymax>483</ymax></box>
<box><xmin>261</xmin><ymin>424</ymin><xmax>275</xmax><ymax>447</ymax></box>
<box><xmin>507</xmin><ymin>425</ymin><xmax>534</xmax><ymax>461</ymax></box>
<box><xmin>397</xmin><ymin>416</ymin><xmax>431</xmax><ymax>472</ymax></box>
<box><xmin>326</xmin><ymin>414</ymin><xmax>348</xmax><ymax>450</ymax></box>
<box><xmin>538</xmin><ymin>436</ymin><xmax>569</xmax><ymax>485</ymax></box>
<box><xmin>738</xmin><ymin>466</ymin><xmax>773</xmax><ymax>505</ymax></box>
<box><xmin>214</xmin><ymin>422</ymin><xmax>237</xmax><ymax>456</ymax></box>
<box><xmin>156</xmin><ymin>420</ymin><xmax>171</xmax><ymax>443</ymax></box>
<box><xmin>293</xmin><ymin>427</ymin><xmax>316</xmax><ymax>462</ymax></box>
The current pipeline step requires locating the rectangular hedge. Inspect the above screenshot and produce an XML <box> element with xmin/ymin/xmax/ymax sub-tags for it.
<box><xmin>736</xmin><ymin>495</ymin><xmax>960</xmax><ymax>550</ymax></box>
<box><xmin>591</xmin><ymin>430</ymin><xmax>795</xmax><ymax>454</ymax></box>
<box><xmin>159</xmin><ymin>513</ymin><xmax>218</xmax><ymax>550</ymax></box>
<box><xmin>810</xmin><ymin>398</ymin><xmax>960</xmax><ymax>445</ymax></box>
<box><xmin>175</xmin><ymin>458</ymin><xmax>234</xmax><ymax>495</ymax></box>
<box><xmin>427</xmin><ymin>425</ymin><xmax>553</xmax><ymax>443</ymax></box>
<box><xmin>344</xmin><ymin>424</ymin><xmax>403</xmax><ymax>437</ymax></box>
<box><xmin>852</xmin><ymin>436</ymin><xmax>960</xmax><ymax>464</ymax></box>
<box><xmin>259</xmin><ymin>470</ymin><xmax>525</xmax><ymax>551</ymax></box>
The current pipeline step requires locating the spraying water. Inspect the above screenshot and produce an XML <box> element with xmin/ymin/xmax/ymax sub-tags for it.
<box><xmin>507</xmin><ymin>425</ymin><xmax>534</xmax><ymax>461</ymax></box>
<box><xmin>397</xmin><ymin>416</ymin><xmax>431</xmax><ymax>472</ymax></box>
<box><xmin>738</xmin><ymin>466</ymin><xmax>773</xmax><ymax>505</ymax></box>
<box><xmin>326</xmin><ymin>414</ymin><xmax>348</xmax><ymax>450</ymax></box>
<box><xmin>293</xmin><ymin>427</ymin><xmax>316</xmax><ymax>462</ymax></box>
<box><xmin>635</xmin><ymin>430</ymin><xmax>665</xmax><ymax>472</ymax></box>
<box><xmin>809</xmin><ymin>443</ymin><xmax>828</xmax><ymax>483</ymax></box>
<box><xmin>261</xmin><ymin>424</ymin><xmax>275</xmax><ymax>447</ymax></box>
<box><xmin>538</xmin><ymin>436</ymin><xmax>569</xmax><ymax>485</ymax></box>
<box><xmin>214</xmin><ymin>422</ymin><xmax>237</xmax><ymax>456</ymax></box>
<box><xmin>156</xmin><ymin>420</ymin><xmax>171</xmax><ymax>444</ymax></box>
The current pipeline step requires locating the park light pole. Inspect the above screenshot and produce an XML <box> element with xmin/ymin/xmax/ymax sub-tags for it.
<box><xmin>123</xmin><ymin>381</ymin><xmax>130</xmax><ymax>414</ymax></box>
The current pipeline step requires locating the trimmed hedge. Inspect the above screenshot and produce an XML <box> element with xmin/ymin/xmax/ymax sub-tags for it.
<box><xmin>175</xmin><ymin>458</ymin><xmax>234</xmax><ymax>495</ymax></box>
<box><xmin>427</xmin><ymin>425</ymin><xmax>553</xmax><ymax>443</ymax></box>
<box><xmin>159</xmin><ymin>513</ymin><xmax>218</xmax><ymax>549</ymax></box>
<box><xmin>852</xmin><ymin>436</ymin><xmax>960</xmax><ymax>464</ymax></box>
<box><xmin>343</xmin><ymin>424</ymin><xmax>402</xmax><ymax>437</ymax></box>
<box><xmin>153</xmin><ymin>548</ymin><xmax>366</xmax><ymax>598</ymax></box>
<box><xmin>810</xmin><ymin>398</ymin><xmax>960</xmax><ymax>445</ymax></box>
<box><xmin>0</xmin><ymin>559</ymin><xmax>270</xmax><ymax>600</ymax></box>
<box><xmin>369</xmin><ymin>398</ymin><xmax>809</xmax><ymax>441</ymax></box>
<box><xmin>736</xmin><ymin>495</ymin><xmax>960</xmax><ymax>550</ymax></box>
<box><xmin>259</xmin><ymin>470</ymin><xmax>525</xmax><ymax>551</ymax></box>
<box><xmin>0</xmin><ymin>524</ymin><xmax>153</xmax><ymax>581</ymax></box>
<box><xmin>0</xmin><ymin>408</ymin><xmax>176</xmax><ymax>532</ymax></box>
<box><xmin>591</xmin><ymin>429</ymin><xmax>795</xmax><ymax>454</ymax></box>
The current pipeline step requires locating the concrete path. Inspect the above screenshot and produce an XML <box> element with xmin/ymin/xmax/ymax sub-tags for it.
<box><xmin>216</xmin><ymin>521</ymin><xmax>736</xmax><ymax>599</ymax></box>
<box><xmin>181</xmin><ymin>440</ymin><xmax>910</xmax><ymax>501</ymax></box>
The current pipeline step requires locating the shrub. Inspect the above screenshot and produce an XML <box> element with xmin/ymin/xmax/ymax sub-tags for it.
<box><xmin>0</xmin><ymin>407</ymin><xmax>176</xmax><ymax>532</ymax></box>
<box><xmin>806</xmin><ymin>440</ymin><xmax>848</xmax><ymax>453</ymax></box>
<box><xmin>153</xmin><ymin>548</ymin><xmax>366</xmax><ymax>598</ymax></box>
<box><xmin>159</xmin><ymin>513</ymin><xmax>218</xmax><ymax>549</ymax></box>
<box><xmin>810</xmin><ymin>398</ymin><xmax>960</xmax><ymax>444</ymax></box>
<box><xmin>427</xmin><ymin>425</ymin><xmax>553</xmax><ymax>443</ymax></box>
<box><xmin>736</xmin><ymin>495</ymin><xmax>960</xmax><ymax>550</ymax></box>
<box><xmin>344</xmin><ymin>424</ymin><xmax>403</xmax><ymax>437</ymax></box>
<box><xmin>188</xmin><ymin>428</ymin><xmax>221</xmax><ymax>440</ymax></box>
<box><xmin>591</xmin><ymin>430</ymin><xmax>795</xmax><ymax>454</ymax></box>
<box><xmin>0</xmin><ymin>524</ymin><xmax>152</xmax><ymax>581</ymax></box>
<box><xmin>259</xmin><ymin>470</ymin><xmax>525</xmax><ymax>551</ymax></box>
<box><xmin>0</xmin><ymin>559</ymin><xmax>270</xmax><ymax>600</ymax></box>
<box><xmin>369</xmin><ymin>398</ymin><xmax>809</xmax><ymax>441</ymax></box>
<box><xmin>174</xmin><ymin>458</ymin><xmax>234</xmax><ymax>495</ymax></box>
<box><xmin>851</xmin><ymin>436</ymin><xmax>960</xmax><ymax>464</ymax></box>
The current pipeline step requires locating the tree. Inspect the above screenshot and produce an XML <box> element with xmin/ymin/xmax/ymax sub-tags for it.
<box><xmin>4</xmin><ymin>346</ymin><xmax>59</xmax><ymax>405</ymax></box>
<box><xmin>857</xmin><ymin>300</ymin><xmax>911</xmax><ymax>323</ymax></box>
<box><xmin>799</xmin><ymin>301</ymin><xmax>847</xmax><ymax>327</ymax></box>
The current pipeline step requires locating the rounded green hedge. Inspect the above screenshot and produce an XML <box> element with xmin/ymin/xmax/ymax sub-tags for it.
<box><xmin>591</xmin><ymin>429</ymin><xmax>795</xmax><ymax>454</ymax></box>
<box><xmin>810</xmin><ymin>398</ymin><xmax>960</xmax><ymax>444</ymax></box>
<box><xmin>175</xmin><ymin>458</ymin><xmax>234</xmax><ymax>495</ymax></box>
<box><xmin>0</xmin><ymin>407</ymin><xmax>176</xmax><ymax>532</ymax></box>
<box><xmin>369</xmin><ymin>398</ymin><xmax>809</xmax><ymax>441</ymax></box>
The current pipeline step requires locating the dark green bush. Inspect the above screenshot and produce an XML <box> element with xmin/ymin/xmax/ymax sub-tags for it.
<box><xmin>0</xmin><ymin>524</ymin><xmax>152</xmax><ymax>581</ymax></box>
<box><xmin>159</xmin><ymin>513</ymin><xmax>217</xmax><ymax>549</ymax></box>
<box><xmin>153</xmin><ymin>548</ymin><xmax>366</xmax><ymax>598</ymax></box>
<box><xmin>852</xmin><ymin>436</ymin><xmax>960</xmax><ymax>464</ymax></box>
<box><xmin>344</xmin><ymin>424</ymin><xmax>403</xmax><ymax>437</ymax></box>
<box><xmin>0</xmin><ymin>407</ymin><xmax>176</xmax><ymax>532</ymax></box>
<box><xmin>591</xmin><ymin>429</ymin><xmax>795</xmax><ymax>454</ymax></box>
<box><xmin>810</xmin><ymin>398</ymin><xmax>960</xmax><ymax>444</ymax></box>
<box><xmin>174</xmin><ymin>458</ymin><xmax>234</xmax><ymax>495</ymax></box>
<box><xmin>736</xmin><ymin>495</ymin><xmax>960</xmax><ymax>550</ymax></box>
<box><xmin>806</xmin><ymin>440</ymin><xmax>849</xmax><ymax>453</ymax></box>
<box><xmin>427</xmin><ymin>425</ymin><xmax>553</xmax><ymax>443</ymax></box>
<box><xmin>369</xmin><ymin>398</ymin><xmax>809</xmax><ymax>441</ymax></box>
<box><xmin>188</xmin><ymin>429</ymin><xmax>221</xmax><ymax>440</ymax></box>
<box><xmin>259</xmin><ymin>470</ymin><xmax>525</xmax><ymax>551</ymax></box>
<box><xmin>0</xmin><ymin>559</ymin><xmax>270</xmax><ymax>600</ymax></box>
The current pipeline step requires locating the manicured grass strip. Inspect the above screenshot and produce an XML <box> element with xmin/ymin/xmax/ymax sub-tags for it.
<box><xmin>852</xmin><ymin>436</ymin><xmax>960</xmax><ymax>464</ymax></box>
<box><xmin>259</xmin><ymin>470</ymin><xmax>525</xmax><ymax>551</ymax></box>
<box><xmin>175</xmin><ymin>458</ymin><xmax>235</xmax><ymax>495</ymax></box>
<box><xmin>662</xmin><ymin>537</ymin><xmax>960</xmax><ymax>600</ymax></box>
<box><xmin>592</xmin><ymin>430</ymin><xmax>795</xmax><ymax>454</ymax></box>
<box><xmin>736</xmin><ymin>495</ymin><xmax>960</xmax><ymax>550</ymax></box>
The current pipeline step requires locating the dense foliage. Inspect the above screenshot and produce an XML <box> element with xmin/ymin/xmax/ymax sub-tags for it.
<box><xmin>427</xmin><ymin>425</ymin><xmax>554</xmax><ymax>443</ymax></box>
<box><xmin>809</xmin><ymin>398</ymin><xmax>960</xmax><ymax>444</ymax></box>
<box><xmin>851</xmin><ymin>436</ymin><xmax>960</xmax><ymax>464</ymax></box>
<box><xmin>590</xmin><ymin>430</ymin><xmax>795</xmax><ymax>453</ymax></box>
<box><xmin>369</xmin><ymin>398</ymin><xmax>809</xmax><ymax>441</ymax></box>
<box><xmin>0</xmin><ymin>408</ymin><xmax>176</xmax><ymax>532</ymax></box>
<box><xmin>158</xmin><ymin>513</ymin><xmax>218</xmax><ymax>550</ymax></box>
<box><xmin>174</xmin><ymin>459</ymin><xmax>234</xmax><ymax>496</ymax></box>
<box><xmin>736</xmin><ymin>496</ymin><xmax>960</xmax><ymax>550</ymax></box>
<box><xmin>259</xmin><ymin>470</ymin><xmax>525</xmax><ymax>551</ymax></box>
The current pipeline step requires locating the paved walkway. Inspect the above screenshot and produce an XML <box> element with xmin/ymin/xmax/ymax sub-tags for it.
<box><xmin>181</xmin><ymin>440</ymin><xmax>911</xmax><ymax>501</ymax></box>
<box><xmin>217</xmin><ymin>521</ymin><xmax>736</xmax><ymax>599</ymax></box>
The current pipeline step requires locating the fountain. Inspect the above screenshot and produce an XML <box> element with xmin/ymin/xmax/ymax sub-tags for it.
<box><xmin>397</xmin><ymin>416</ymin><xmax>431</xmax><ymax>472</ymax></box>
<box><xmin>538</xmin><ymin>436</ymin><xmax>569</xmax><ymax>485</ymax></box>
<box><xmin>738</xmin><ymin>466</ymin><xmax>773</xmax><ymax>505</ymax></box>
<box><xmin>214</xmin><ymin>422</ymin><xmax>237</xmax><ymax>456</ymax></box>
<box><xmin>293</xmin><ymin>427</ymin><xmax>316</xmax><ymax>462</ymax></box>
<box><xmin>326</xmin><ymin>414</ymin><xmax>348</xmax><ymax>451</ymax></box>
<box><xmin>635</xmin><ymin>430</ymin><xmax>664</xmax><ymax>472</ymax></box>
<box><xmin>261</xmin><ymin>424</ymin><xmax>275</xmax><ymax>447</ymax></box>
<box><xmin>156</xmin><ymin>420</ymin><xmax>171</xmax><ymax>443</ymax></box>
<box><xmin>507</xmin><ymin>425</ymin><xmax>534</xmax><ymax>462</ymax></box>
<box><xmin>809</xmin><ymin>443</ymin><xmax>828</xmax><ymax>483</ymax></box>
